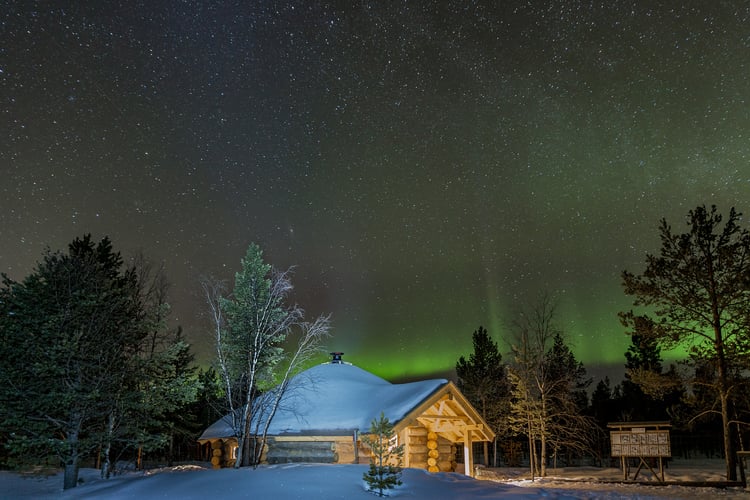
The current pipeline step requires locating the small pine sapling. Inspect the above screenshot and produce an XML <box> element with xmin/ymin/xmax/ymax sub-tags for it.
<box><xmin>362</xmin><ymin>412</ymin><xmax>404</xmax><ymax>497</ymax></box>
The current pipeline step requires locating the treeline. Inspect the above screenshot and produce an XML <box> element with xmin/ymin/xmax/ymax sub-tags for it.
<box><xmin>457</xmin><ymin>205</ymin><xmax>750</xmax><ymax>482</ymax></box>
<box><xmin>2</xmin><ymin>204</ymin><xmax>749</xmax><ymax>488</ymax></box>
<box><xmin>456</xmin><ymin>320</ymin><xmax>689</xmax><ymax>473</ymax></box>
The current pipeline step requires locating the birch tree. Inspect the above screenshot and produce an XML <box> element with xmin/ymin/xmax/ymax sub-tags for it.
<box><xmin>507</xmin><ymin>294</ymin><xmax>596</xmax><ymax>476</ymax></box>
<box><xmin>203</xmin><ymin>243</ymin><xmax>330</xmax><ymax>467</ymax></box>
<box><xmin>507</xmin><ymin>295</ymin><xmax>557</xmax><ymax>477</ymax></box>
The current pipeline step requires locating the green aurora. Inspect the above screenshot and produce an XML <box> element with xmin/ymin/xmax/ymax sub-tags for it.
<box><xmin>2</xmin><ymin>2</ymin><xmax>747</xmax><ymax>383</ymax></box>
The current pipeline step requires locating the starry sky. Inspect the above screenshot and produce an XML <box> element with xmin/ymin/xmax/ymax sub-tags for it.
<box><xmin>2</xmin><ymin>1</ymin><xmax>750</xmax><ymax>381</ymax></box>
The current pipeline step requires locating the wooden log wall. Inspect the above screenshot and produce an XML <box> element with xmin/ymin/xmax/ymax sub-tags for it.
<box><xmin>332</xmin><ymin>439</ymin><xmax>370</xmax><ymax>464</ymax></box>
<box><xmin>210</xmin><ymin>440</ymin><xmax>222</xmax><ymax>469</ymax></box>
<box><xmin>405</xmin><ymin>426</ymin><xmax>456</xmax><ymax>473</ymax></box>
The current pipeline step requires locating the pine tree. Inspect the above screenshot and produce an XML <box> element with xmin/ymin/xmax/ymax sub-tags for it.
<box><xmin>362</xmin><ymin>412</ymin><xmax>404</xmax><ymax>497</ymax></box>
<box><xmin>589</xmin><ymin>377</ymin><xmax>617</xmax><ymax>463</ymax></box>
<box><xmin>218</xmin><ymin>244</ymin><xmax>299</xmax><ymax>467</ymax></box>
<box><xmin>621</xmin><ymin>205</ymin><xmax>750</xmax><ymax>480</ymax></box>
<box><xmin>618</xmin><ymin>321</ymin><xmax>682</xmax><ymax>422</ymax></box>
<box><xmin>590</xmin><ymin>377</ymin><xmax>615</xmax><ymax>429</ymax></box>
<box><xmin>456</xmin><ymin>325</ymin><xmax>509</xmax><ymax>465</ymax></box>
<box><xmin>545</xmin><ymin>332</ymin><xmax>591</xmax><ymax>412</ymax></box>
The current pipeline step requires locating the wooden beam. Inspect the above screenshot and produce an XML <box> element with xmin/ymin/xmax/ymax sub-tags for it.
<box><xmin>463</xmin><ymin>430</ymin><xmax>474</xmax><ymax>478</ymax></box>
<box><xmin>273</xmin><ymin>436</ymin><xmax>349</xmax><ymax>442</ymax></box>
<box><xmin>416</xmin><ymin>417</ymin><xmax>461</xmax><ymax>435</ymax></box>
<box><xmin>462</xmin><ymin>424</ymin><xmax>483</xmax><ymax>432</ymax></box>
<box><xmin>419</xmin><ymin>414</ymin><xmax>471</xmax><ymax>422</ymax></box>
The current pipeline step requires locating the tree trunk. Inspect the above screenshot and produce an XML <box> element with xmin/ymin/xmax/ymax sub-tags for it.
<box><xmin>715</xmin><ymin>323</ymin><xmax>737</xmax><ymax>481</ymax></box>
<box><xmin>62</xmin><ymin>411</ymin><xmax>86</xmax><ymax>491</ymax></box>
<box><xmin>63</xmin><ymin>461</ymin><xmax>79</xmax><ymax>490</ymax></box>
<box><xmin>63</xmin><ymin>427</ymin><xmax>80</xmax><ymax>490</ymax></box>
<box><xmin>235</xmin><ymin>434</ymin><xmax>246</xmax><ymax>469</ymax></box>
<box><xmin>527</xmin><ymin>417</ymin><xmax>536</xmax><ymax>479</ymax></box>
<box><xmin>168</xmin><ymin>433</ymin><xmax>173</xmax><ymax>466</ymax></box>
<box><xmin>540</xmin><ymin>397</ymin><xmax>547</xmax><ymax>477</ymax></box>
<box><xmin>234</xmin><ymin>398</ymin><xmax>253</xmax><ymax>469</ymax></box>
<box><xmin>720</xmin><ymin>390</ymin><xmax>737</xmax><ymax>480</ymax></box>
<box><xmin>101</xmin><ymin>412</ymin><xmax>115</xmax><ymax>479</ymax></box>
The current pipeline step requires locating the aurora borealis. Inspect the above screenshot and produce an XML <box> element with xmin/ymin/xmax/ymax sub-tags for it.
<box><xmin>2</xmin><ymin>2</ymin><xmax>750</xmax><ymax>381</ymax></box>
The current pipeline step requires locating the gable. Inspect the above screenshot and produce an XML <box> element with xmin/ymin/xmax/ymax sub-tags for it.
<box><xmin>396</xmin><ymin>381</ymin><xmax>495</xmax><ymax>443</ymax></box>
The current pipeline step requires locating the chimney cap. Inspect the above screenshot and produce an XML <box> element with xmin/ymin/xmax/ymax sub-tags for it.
<box><xmin>330</xmin><ymin>352</ymin><xmax>344</xmax><ymax>363</ymax></box>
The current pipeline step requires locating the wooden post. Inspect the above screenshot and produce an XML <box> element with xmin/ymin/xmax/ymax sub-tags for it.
<box><xmin>659</xmin><ymin>456</ymin><xmax>664</xmax><ymax>482</ymax></box>
<box><xmin>353</xmin><ymin>430</ymin><xmax>359</xmax><ymax>464</ymax></box>
<box><xmin>463</xmin><ymin>430</ymin><xmax>474</xmax><ymax>478</ymax></box>
<box><xmin>736</xmin><ymin>451</ymin><xmax>750</xmax><ymax>487</ymax></box>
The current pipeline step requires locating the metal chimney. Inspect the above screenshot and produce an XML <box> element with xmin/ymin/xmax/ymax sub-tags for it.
<box><xmin>330</xmin><ymin>352</ymin><xmax>344</xmax><ymax>364</ymax></box>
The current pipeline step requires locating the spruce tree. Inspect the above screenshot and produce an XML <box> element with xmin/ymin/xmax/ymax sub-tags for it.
<box><xmin>362</xmin><ymin>412</ymin><xmax>404</xmax><ymax>497</ymax></box>
<box><xmin>0</xmin><ymin>236</ymin><xmax>197</xmax><ymax>487</ymax></box>
<box><xmin>619</xmin><ymin>322</ymin><xmax>681</xmax><ymax>421</ymax></box>
<box><xmin>0</xmin><ymin>235</ymin><xmax>146</xmax><ymax>489</ymax></box>
<box><xmin>456</xmin><ymin>326</ymin><xmax>509</xmax><ymax>428</ymax></box>
<box><xmin>456</xmin><ymin>325</ymin><xmax>509</xmax><ymax>465</ymax></box>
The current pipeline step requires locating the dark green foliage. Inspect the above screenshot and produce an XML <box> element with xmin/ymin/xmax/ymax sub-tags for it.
<box><xmin>209</xmin><ymin>243</ymin><xmax>330</xmax><ymax>468</ymax></box>
<box><xmin>541</xmin><ymin>333</ymin><xmax>596</xmax><ymax>465</ymax></box>
<box><xmin>126</xmin><ymin>327</ymin><xmax>200</xmax><ymax>469</ymax></box>
<box><xmin>219</xmin><ymin>244</ymin><xmax>298</xmax><ymax>396</ymax></box>
<box><xmin>158</xmin><ymin>328</ymin><xmax>202</xmax><ymax>456</ymax></box>
<box><xmin>545</xmin><ymin>332</ymin><xmax>591</xmax><ymax>412</ymax></box>
<box><xmin>589</xmin><ymin>377</ymin><xmax>617</xmax><ymax>429</ymax></box>
<box><xmin>218</xmin><ymin>243</ymin><xmax>295</xmax><ymax>468</ymax></box>
<box><xmin>456</xmin><ymin>326</ymin><xmax>510</xmax><ymax>438</ymax></box>
<box><xmin>619</xmin><ymin>327</ymin><xmax>683</xmax><ymax>422</ymax></box>
<box><xmin>0</xmin><ymin>235</ymin><xmax>145</xmax><ymax>488</ymax></box>
<box><xmin>0</xmin><ymin>235</ymin><xmax>199</xmax><ymax>487</ymax></box>
<box><xmin>362</xmin><ymin>412</ymin><xmax>404</xmax><ymax>497</ymax></box>
<box><xmin>193</xmin><ymin>367</ymin><xmax>226</xmax><ymax>431</ymax></box>
<box><xmin>621</xmin><ymin>205</ymin><xmax>750</xmax><ymax>480</ymax></box>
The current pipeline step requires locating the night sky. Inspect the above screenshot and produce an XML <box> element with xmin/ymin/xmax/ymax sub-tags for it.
<box><xmin>3</xmin><ymin>1</ymin><xmax>750</xmax><ymax>381</ymax></box>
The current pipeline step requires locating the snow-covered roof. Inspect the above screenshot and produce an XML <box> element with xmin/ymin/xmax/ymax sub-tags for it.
<box><xmin>199</xmin><ymin>362</ymin><xmax>448</xmax><ymax>440</ymax></box>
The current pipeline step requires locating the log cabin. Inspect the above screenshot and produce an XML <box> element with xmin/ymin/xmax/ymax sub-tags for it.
<box><xmin>198</xmin><ymin>353</ymin><xmax>495</xmax><ymax>477</ymax></box>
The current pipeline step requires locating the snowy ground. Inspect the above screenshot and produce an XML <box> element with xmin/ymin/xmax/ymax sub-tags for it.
<box><xmin>2</xmin><ymin>460</ymin><xmax>749</xmax><ymax>499</ymax></box>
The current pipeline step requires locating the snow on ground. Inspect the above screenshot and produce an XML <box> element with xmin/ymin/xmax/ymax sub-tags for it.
<box><xmin>2</xmin><ymin>460</ymin><xmax>749</xmax><ymax>499</ymax></box>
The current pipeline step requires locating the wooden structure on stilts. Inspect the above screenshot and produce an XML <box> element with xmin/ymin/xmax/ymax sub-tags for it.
<box><xmin>608</xmin><ymin>421</ymin><xmax>671</xmax><ymax>482</ymax></box>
